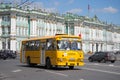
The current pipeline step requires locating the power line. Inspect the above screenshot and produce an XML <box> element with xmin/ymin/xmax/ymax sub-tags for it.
<box><xmin>16</xmin><ymin>0</ymin><xmax>29</xmax><ymax>8</ymax></box>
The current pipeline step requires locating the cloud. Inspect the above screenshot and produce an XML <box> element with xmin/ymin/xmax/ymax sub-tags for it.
<box><xmin>103</xmin><ymin>6</ymin><xmax>118</xmax><ymax>13</ymax></box>
<box><xmin>68</xmin><ymin>0</ymin><xmax>74</xmax><ymax>4</ymax></box>
<box><xmin>45</xmin><ymin>8</ymin><xmax>58</xmax><ymax>13</ymax></box>
<box><xmin>54</xmin><ymin>1</ymin><xmax>59</xmax><ymax>6</ymax></box>
<box><xmin>29</xmin><ymin>2</ymin><xmax>44</xmax><ymax>10</ymax></box>
<box><xmin>66</xmin><ymin>8</ymin><xmax>82</xmax><ymax>14</ymax></box>
<box><xmin>95</xmin><ymin>6</ymin><xmax>118</xmax><ymax>14</ymax></box>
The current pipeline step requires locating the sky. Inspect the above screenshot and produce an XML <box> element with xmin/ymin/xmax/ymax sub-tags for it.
<box><xmin>32</xmin><ymin>0</ymin><xmax>120</xmax><ymax>26</ymax></box>
<box><xmin>1</xmin><ymin>0</ymin><xmax>120</xmax><ymax>25</ymax></box>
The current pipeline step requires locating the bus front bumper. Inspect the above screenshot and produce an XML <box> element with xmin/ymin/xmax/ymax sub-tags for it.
<box><xmin>56</xmin><ymin>61</ymin><xmax>84</xmax><ymax>66</ymax></box>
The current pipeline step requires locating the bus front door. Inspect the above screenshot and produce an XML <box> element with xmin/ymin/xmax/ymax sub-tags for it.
<box><xmin>40</xmin><ymin>43</ymin><xmax>45</xmax><ymax>65</ymax></box>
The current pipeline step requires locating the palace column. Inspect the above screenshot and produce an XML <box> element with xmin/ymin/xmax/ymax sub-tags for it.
<box><xmin>10</xmin><ymin>13</ymin><xmax>17</xmax><ymax>51</ymax></box>
<box><xmin>30</xmin><ymin>16</ymin><xmax>37</xmax><ymax>37</ymax></box>
<box><xmin>0</xmin><ymin>16</ymin><xmax>2</xmax><ymax>49</ymax></box>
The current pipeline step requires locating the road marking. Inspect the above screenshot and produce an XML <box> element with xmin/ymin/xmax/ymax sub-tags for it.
<box><xmin>109</xmin><ymin>64</ymin><xmax>114</xmax><ymax>67</ymax></box>
<box><xmin>80</xmin><ymin>79</ymin><xmax>84</xmax><ymax>80</ymax></box>
<box><xmin>12</xmin><ymin>69</ymin><xmax>22</xmax><ymax>72</ymax></box>
<box><xmin>45</xmin><ymin>70</ymin><xmax>68</xmax><ymax>77</ymax></box>
<box><xmin>82</xmin><ymin>67</ymin><xmax>120</xmax><ymax>75</ymax></box>
<box><xmin>5</xmin><ymin>60</ymin><xmax>10</xmax><ymax>61</ymax></box>
<box><xmin>94</xmin><ymin>63</ymin><xmax>99</xmax><ymax>65</ymax></box>
<box><xmin>0</xmin><ymin>73</ymin><xmax>7</xmax><ymax>79</ymax></box>
<box><xmin>85</xmin><ymin>63</ymin><xmax>120</xmax><ymax>68</ymax></box>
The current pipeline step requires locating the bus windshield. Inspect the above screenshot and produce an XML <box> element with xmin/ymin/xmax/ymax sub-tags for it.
<box><xmin>57</xmin><ymin>39</ymin><xmax>82</xmax><ymax>50</ymax></box>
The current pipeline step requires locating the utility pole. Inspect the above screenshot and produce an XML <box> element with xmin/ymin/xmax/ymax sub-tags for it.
<box><xmin>88</xmin><ymin>4</ymin><xmax>90</xmax><ymax>17</ymax></box>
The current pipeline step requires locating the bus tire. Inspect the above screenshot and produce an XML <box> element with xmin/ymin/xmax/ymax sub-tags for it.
<box><xmin>27</xmin><ymin>57</ymin><xmax>37</xmax><ymax>66</ymax></box>
<box><xmin>27</xmin><ymin>57</ymin><xmax>31</xmax><ymax>66</ymax></box>
<box><xmin>46</xmin><ymin>58</ymin><xmax>52</xmax><ymax>69</ymax></box>
<box><xmin>69</xmin><ymin>66</ymin><xmax>74</xmax><ymax>69</ymax></box>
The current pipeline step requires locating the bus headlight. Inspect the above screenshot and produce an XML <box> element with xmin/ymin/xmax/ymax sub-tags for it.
<box><xmin>57</xmin><ymin>58</ymin><xmax>67</xmax><ymax>62</ymax></box>
<box><xmin>64</xmin><ymin>53</ymin><xmax>67</xmax><ymax>56</ymax></box>
<box><xmin>57</xmin><ymin>58</ymin><xmax>63</xmax><ymax>62</ymax></box>
<box><xmin>77</xmin><ymin>58</ymin><xmax>84</xmax><ymax>62</ymax></box>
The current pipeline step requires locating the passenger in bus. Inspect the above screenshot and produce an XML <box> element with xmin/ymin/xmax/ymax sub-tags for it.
<box><xmin>61</xmin><ymin>42</ymin><xmax>65</xmax><ymax>49</ymax></box>
<box><xmin>57</xmin><ymin>41</ymin><xmax>60</xmax><ymax>49</ymax></box>
<box><xmin>71</xmin><ymin>41</ymin><xmax>78</xmax><ymax>50</ymax></box>
<box><xmin>48</xmin><ymin>43</ymin><xmax>54</xmax><ymax>50</ymax></box>
<box><xmin>64</xmin><ymin>41</ymin><xmax>71</xmax><ymax>50</ymax></box>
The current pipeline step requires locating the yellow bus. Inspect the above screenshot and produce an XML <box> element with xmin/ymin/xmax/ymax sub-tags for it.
<box><xmin>20</xmin><ymin>34</ymin><xmax>84</xmax><ymax>69</ymax></box>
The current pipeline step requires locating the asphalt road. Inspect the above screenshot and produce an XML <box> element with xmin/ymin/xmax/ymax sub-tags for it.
<box><xmin>0</xmin><ymin>58</ymin><xmax>120</xmax><ymax>80</ymax></box>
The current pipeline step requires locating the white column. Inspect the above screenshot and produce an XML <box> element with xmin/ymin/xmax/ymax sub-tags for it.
<box><xmin>82</xmin><ymin>43</ymin><xmax>86</xmax><ymax>54</ymax></box>
<box><xmin>101</xmin><ymin>30</ymin><xmax>103</xmax><ymax>41</ymax></box>
<box><xmin>53</xmin><ymin>23</ymin><xmax>55</xmax><ymax>35</ymax></box>
<box><xmin>57</xmin><ymin>22</ymin><xmax>59</xmax><ymax>34</ymax></box>
<box><xmin>0</xmin><ymin>16</ymin><xmax>2</xmax><ymax>35</ymax></box>
<box><xmin>0</xmin><ymin>16</ymin><xmax>2</xmax><ymax>49</ymax></box>
<box><xmin>10</xmin><ymin>40</ymin><xmax>16</xmax><ymax>51</ymax></box>
<box><xmin>98</xmin><ymin>44</ymin><xmax>101</xmax><ymax>51</ymax></box>
<box><xmin>58</xmin><ymin>22</ymin><xmax>61</xmax><ymax>34</ymax></box>
<box><xmin>30</xmin><ymin>19</ymin><xmax>37</xmax><ymax>37</ymax></box>
<box><xmin>41</xmin><ymin>20</ymin><xmax>44</xmax><ymax>36</ymax></box>
<box><xmin>54</xmin><ymin>23</ymin><xmax>57</xmax><ymax>35</ymax></box>
<box><xmin>51</xmin><ymin>22</ymin><xmax>53</xmax><ymax>35</ymax></box>
<box><xmin>47</xmin><ymin>22</ymin><xmax>50</xmax><ymax>36</ymax></box>
<box><xmin>90</xmin><ymin>43</ymin><xmax>92</xmax><ymax>52</ymax></box>
<box><xmin>0</xmin><ymin>40</ymin><xmax>2</xmax><ymax>49</ymax></box>
<box><xmin>93</xmin><ymin>43</ymin><xmax>96</xmax><ymax>52</ymax></box>
<box><xmin>56</xmin><ymin>22</ymin><xmax>58</xmax><ymax>34</ymax></box>
<box><xmin>10</xmin><ymin>15</ymin><xmax>16</xmax><ymax>36</ymax></box>
<box><xmin>10</xmin><ymin>14</ymin><xmax>17</xmax><ymax>51</ymax></box>
<box><xmin>105</xmin><ymin>43</ymin><xmax>107</xmax><ymax>51</ymax></box>
<box><xmin>59</xmin><ymin>23</ymin><xmax>61</xmax><ymax>33</ymax></box>
<box><xmin>44</xmin><ymin>21</ymin><xmax>47</xmax><ymax>36</ymax></box>
<box><xmin>74</xmin><ymin>26</ymin><xmax>77</xmax><ymax>35</ymax></box>
<box><xmin>106</xmin><ymin>44</ymin><xmax>109</xmax><ymax>51</ymax></box>
<box><xmin>49</xmin><ymin>22</ymin><xmax>51</xmax><ymax>36</ymax></box>
<box><xmin>60</xmin><ymin>23</ymin><xmax>63</xmax><ymax>33</ymax></box>
<box><xmin>43</xmin><ymin>21</ymin><xmax>46</xmax><ymax>36</ymax></box>
<box><xmin>62</xmin><ymin>24</ymin><xmax>65</xmax><ymax>34</ymax></box>
<box><xmin>82</xmin><ymin>27</ymin><xmax>85</xmax><ymax>40</ymax></box>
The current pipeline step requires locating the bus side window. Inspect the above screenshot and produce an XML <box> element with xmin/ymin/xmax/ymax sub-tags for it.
<box><xmin>47</xmin><ymin>39</ymin><xmax>55</xmax><ymax>50</ymax></box>
<box><xmin>34</xmin><ymin>40</ymin><xmax>40</xmax><ymax>50</ymax></box>
<box><xmin>25</xmin><ymin>42</ymin><xmax>29</xmax><ymax>51</ymax></box>
<box><xmin>29</xmin><ymin>41</ymin><xmax>34</xmax><ymax>50</ymax></box>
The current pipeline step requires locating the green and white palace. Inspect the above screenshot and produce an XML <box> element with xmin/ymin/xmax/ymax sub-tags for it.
<box><xmin>0</xmin><ymin>3</ymin><xmax>120</xmax><ymax>53</ymax></box>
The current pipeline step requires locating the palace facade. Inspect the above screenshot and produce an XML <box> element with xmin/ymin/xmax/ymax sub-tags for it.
<box><xmin>0</xmin><ymin>3</ymin><xmax>120</xmax><ymax>53</ymax></box>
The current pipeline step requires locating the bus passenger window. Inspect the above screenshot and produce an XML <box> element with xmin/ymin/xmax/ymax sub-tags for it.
<box><xmin>57</xmin><ymin>41</ymin><xmax>65</xmax><ymax>50</ymax></box>
<box><xmin>48</xmin><ymin>43</ymin><xmax>54</xmax><ymax>50</ymax></box>
<box><xmin>71</xmin><ymin>41</ymin><xmax>78</xmax><ymax>50</ymax></box>
<box><xmin>47</xmin><ymin>39</ymin><xmax>55</xmax><ymax>50</ymax></box>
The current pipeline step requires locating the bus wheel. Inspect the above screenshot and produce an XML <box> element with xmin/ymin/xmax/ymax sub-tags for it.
<box><xmin>27</xmin><ymin>57</ymin><xmax>31</xmax><ymax>66</ymax></box>
<box><xmin>69</xmin><ymin>66</ymin><xmax>74</xmax><ymax>69</ymax></box>
<box><xmin>46</xmin><ymin>58</ymin><xmax>52</xmax><ymax>69</ymax></box>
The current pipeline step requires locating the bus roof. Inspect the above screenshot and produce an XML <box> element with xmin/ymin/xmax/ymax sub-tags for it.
<box><xmin>22</xmin><ymin>34</ymin><xmax>81</xmax><ymax>42</ymax></box>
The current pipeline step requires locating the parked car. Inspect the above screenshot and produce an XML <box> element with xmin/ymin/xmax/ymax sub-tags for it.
<box><xmin>115</xmin><ymin>51</ymin><xmax>120</xmax><ymax>60</ymax></box>
<box><xmin>88</xmin><ymin>51</ymin><xmax>116</xmax><ymax>63</ymax></box>
<box><xmin>0</xmin><ymin>50</ymin><xmax>8</xmax><ymax>60</ymax></box>
<box><xmin>0</xmin><ymin>49</ymin><xmax>17</xmax><ymax>60</ymax></box>
<box><xmin>115</xmin><ymin>51</ymin><xmax>120</xmax><ymax>55</ymax></box>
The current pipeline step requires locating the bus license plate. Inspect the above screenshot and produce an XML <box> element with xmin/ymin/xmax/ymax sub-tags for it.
<box><xmin>69</xmin><ymin>58</ymin><xmax>75</xmax><ymax>61</ymax></box>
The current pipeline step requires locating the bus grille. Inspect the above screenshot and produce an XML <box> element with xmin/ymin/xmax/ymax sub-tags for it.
<box><xmin>69</xmin><ymin>58</ymin><xmax>75</xmax><ymax>62</ymax></box>
<box><xmin>68</xmin><ymin>53</ymin><xmax>75</xmax><ymax>55</ymax></box>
